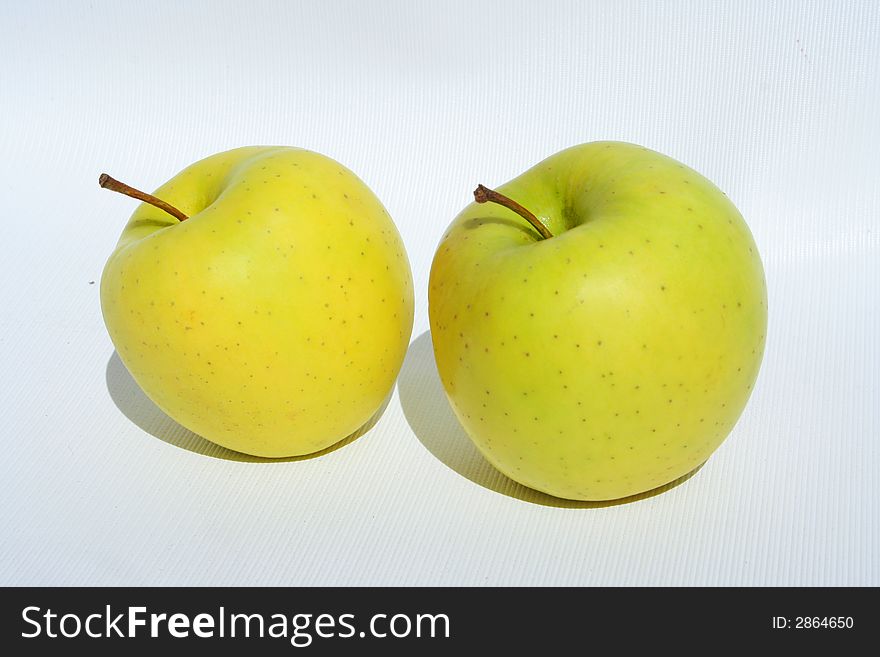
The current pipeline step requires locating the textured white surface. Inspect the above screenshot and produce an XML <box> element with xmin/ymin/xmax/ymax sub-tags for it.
<box><xmin>1</xmin><ymin>0</ymin><xmax>878</xmax><ymax>585</ymax></box>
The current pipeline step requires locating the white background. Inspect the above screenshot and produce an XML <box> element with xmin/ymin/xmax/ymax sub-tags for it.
<box><xmin>1</xmin><ymin>1</ymin><xmax>877</xmax><ymax>585</ymax></box>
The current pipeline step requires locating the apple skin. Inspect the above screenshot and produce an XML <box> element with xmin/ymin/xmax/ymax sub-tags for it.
<box><xmin>429</xmin><ymin>142</ymin><xmax>767</xmax><ymax>500</ymax></box>
<box><xmin>101</xmin><ymin>147</ymin><xmax>413</xmax><ymax>457</ymax></box>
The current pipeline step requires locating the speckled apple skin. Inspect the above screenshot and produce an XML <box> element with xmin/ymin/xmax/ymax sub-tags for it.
<box><xmin>102</xmin><ymin>147</ymin><xmax>413</xmax><ymax>457</ymax></box>
<box><xmin>429</xmin><ymin>142</ymin><xmax>767</xmax><ymax>500</ymax></box>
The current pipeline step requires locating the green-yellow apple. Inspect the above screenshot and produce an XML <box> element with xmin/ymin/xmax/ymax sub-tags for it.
<box><xmin>101</xmin><ymin>147</ymin><xmax>413</xmax><ymax>457</ymax></box>
<box><xmin>429</xmin><ymin>141</ymin><xmax>766</xmax><ymax>500</ymax></box>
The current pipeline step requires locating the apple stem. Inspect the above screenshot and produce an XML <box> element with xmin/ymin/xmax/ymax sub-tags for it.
<box><xmin>99</xmin><ymin>173</ymin><xmax>189</xmax><ymax>222</ymax></box>
<box><xmin>473</xmin><ymin>184</ymin><xmax>553</xmax><ymax>240</ymax></box>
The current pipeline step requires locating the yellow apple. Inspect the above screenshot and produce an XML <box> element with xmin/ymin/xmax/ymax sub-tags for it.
<box><xmin>101</xmin><ymin>147</ymin><xmax>413</xmax><ymax>457</ymax></box>
<box><xmin>429</xmin><ymin>141</ymin><xmax>767</xmax><ymax>500</ymax></box>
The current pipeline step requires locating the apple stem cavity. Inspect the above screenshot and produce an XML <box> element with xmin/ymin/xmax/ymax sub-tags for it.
<box><xmin>99</xmin><ymin>173</ymin><xmax>189</xmax><ymax>222</ymax></box>
<box><xmin>473</xmin><ymin>184</ymin><xmax>552</xmax><ymax>240</ymax></box>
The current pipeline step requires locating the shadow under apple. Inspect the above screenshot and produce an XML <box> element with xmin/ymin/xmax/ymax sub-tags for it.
<box><xmin>397</xmin><ymin>331</ymin><xmax>702</xmax><ymax>508</ymax></box>
<box><xmin>105</xmin><ymin>351</ymin><xmax>382</xmax><ymax>463</ymax></box>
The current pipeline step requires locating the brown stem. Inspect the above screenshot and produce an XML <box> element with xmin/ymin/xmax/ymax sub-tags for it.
<box><xmin>473</xmin><ymin>184</ymin><xmax>552</xmax><ymax>240</ymax></box>
<box><xmin>99</xmin><ymin>173</ymin><xmax>188</xmax><ymax>222</ymax></box>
